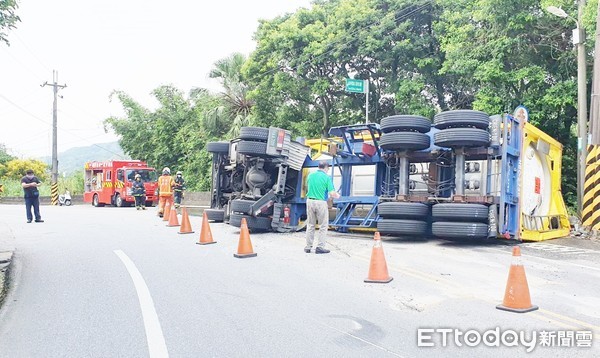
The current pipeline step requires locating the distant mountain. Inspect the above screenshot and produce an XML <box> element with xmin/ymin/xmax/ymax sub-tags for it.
<box><xmin>41</xmin><ymin>142</ymin><xmax>130</xmax><ymax>174</ymax></box>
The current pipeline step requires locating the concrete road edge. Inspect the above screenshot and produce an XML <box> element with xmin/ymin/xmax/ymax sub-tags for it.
<box><xmin>0</xmin><ymin>222</ymin><xmax>15</xmax><ymax>308</ymax></box>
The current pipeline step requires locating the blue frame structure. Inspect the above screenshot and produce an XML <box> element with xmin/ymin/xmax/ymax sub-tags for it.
<box><xmin>285</xmin><ymin>115</ymin><xmax>523</xmax><ymax>239</ymax></box>
<box><xmin>498</xmin><ymin>114</ymin><xmax>522</xmax><ymax>239</ymax></box>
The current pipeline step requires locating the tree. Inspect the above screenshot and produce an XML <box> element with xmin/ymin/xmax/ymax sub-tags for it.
<box><xmin>245</xmin><ymin>3</ymin><xmax>361</xmax><ymax>137</ymax></box>
<box><xmin>435</xmin><ymin>0</ymin><xmax>591</xmax><ymax>206</ymax></box>
<box><xmin>244</xmin><ymin>0</ymin><xmax>461</xmax><ymax>136</ymax></box>
<box><xmin>100</xmin><ymin>0</ymin><xmax>590</xmax><ymax>207</ymax></box>
<box><xmin>0</xmin><ymin>0</ymin><xmax>20</xmax><ymax>46</ymax></box>
<box><xmin>3</xmin><ymin>159</ymin><xmax>49</xmax><ymax>181</ymax></box>
<box><xmin>0</xmin><ymin>143</ymin><xmax>16</xmax><ymax>178</ymax></box>
<box><xmin>0</xmin><ymin>143</ymin><xmax>14</xmax><ymax>164</ymax></box>
<box><xmin>104</xmin><ymin>85</ymin><xmax>219</xmax><ymax>190</ymax></box>
<box><xmin>241</xmin><ymin>0</ymin><xmax>588</xmax><ymax>207</ymax></box>
<box><xmin>207</xmin><ymin>53</ymin><xmax>254</xmax><ymax>138</ymax></box>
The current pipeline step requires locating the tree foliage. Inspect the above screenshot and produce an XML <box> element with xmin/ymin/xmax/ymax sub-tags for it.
<box><xmin>104</xmin><ymin>85</ymin><xmax>220</xmax><ymax>191</ymax></box>
<box><xmin>106</xmin><ymin>0</ymin><xmax>594</xmax><ymax>207</ymax></box>
<box><xmin>208</xmin><ymin>53</ymin><xmax>254</xmax><ymax>138</ymax></box>
<box><xmin>2</xmin><ymin>159</ymin><xmax>49</xmax><ymax>181</ymax></box>
<box><xmin>0</xmin><ymin>0</ymin><xmax>20</xmax><ymax>46</ymax></box>
<box><xmin>241</xmin><ymin>0</ymin><xmax>592</xmax><ymax>207</ymax></box>
<box><xmin>0</xmin><ymin>143</ymin><xmax>15</xmax><ymax>164</ymax></box>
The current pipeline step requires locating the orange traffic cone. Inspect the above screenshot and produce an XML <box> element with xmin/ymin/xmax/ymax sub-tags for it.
<box><xmin>496</xmin><ymin>246</ymin><xmax>538</xmax><ymax>313</ymax></box>
<box><xmin>364</xmin><ymin>232</ymin><xmax>393</xmax><ymax>283</ymax></box>
<box><xmin>234</xmin><ymin>218</ymin><xmax>257</xmax><ymax>258</ymax></box>
<box><xmin>196</xmin><ymin>212</ymin><xmax>217</xmax><ymax>245</ymax></box>
<box><xmin>162</xmin><ymin>201</ymin><xmax>171</xmax><ymax>221</ymax></box>
<box><xmin>178</xmin><ymin>207</ymin><xmax>194</xmax><ymax>234</ymax></box>
<box><xmin>166</xmin><ymin>205</ymin><xmax>180</xmax><ymax>227</ymax></box>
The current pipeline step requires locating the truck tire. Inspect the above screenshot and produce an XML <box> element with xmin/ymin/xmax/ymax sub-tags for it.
<box><xmin>433</xmin><ymin>128</ymin><xmax>490</xmax><ymax>148</ymax></box>
<box><xmin>230</xmin><ymin>199</ymin><xmax>255</xmax><ymax>215</ymax></box>
<box><xmin>204</xmin><ymin>209</ymin><xmax>225</xmax><ymax>222</ymax></box>
<box><xmin>237</xmin><ymin>140</ymin><xmax>271</xmax><ymax>157</ymax></box>
<box><xmin>229</xmin><ymin>213</ymin><xmax>272</xmax><ymax>231</ymax></box>
<box><xmin>378</xmin><ymin>202</ymin><xmax>429</xmax><ymax>219</ymax></box>
<box><xmin>206</xmin><ymin>141</ymin><xmax>230</xmax><ymax>154</ymax></box>
<box><xmin>433</xmin><ymin>110</ymin><xmax>490</xmax><ymax>129</ymax></box>
<box><xmin>115</xmin><ymin>194</ymin><xmax>126</xmax><ymax>207</ymax></box>
<box><xmin>377</xmin><ymin>219</ymin><xmax>428</xmax><ymax>236</ymax></box>
<box><xmin>380</xmin><ymin>115</ymin><xmax>431</xmax><ymax>133</ymax></box>
<box><xmin>431</xmin><ymin>203</ymin><xmax>489</xmax><ymax>222</ymax></box>
<box><xmin>145</xmin><ymin>201</ymin><xmax>155</xmax><ymax>207</ymax></box>
<box><xmin>239</xmin><ymin>127</ymin><xmax>269</xmax><ymax>142</ymax></box>
<box><xmin>432</xmin><ymin>221</ymin><xmax>488</xmax><ymax>239</ymax></box>
<box><xmin>92</xmin><ymin>194</ymin><xmax>104</xmax><ymax>207</ymax></box>
<box><xmin>380</xmin><ymin>132</ymin><xmax>430</xmax><ymax>151</ymax></box>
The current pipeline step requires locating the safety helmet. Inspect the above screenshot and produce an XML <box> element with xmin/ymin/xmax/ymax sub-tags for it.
<box><xmin>162</xmin><ymin>167</ymin><xmax>171</xmax><ymax>175</ymax></box>
<box><xmin>176</xmin><ymin>171</ymin><xmax>182</xmax><ymax>176</ymax></box>
<box><xmin>135</xmin><ymin>174</ymin><xmax>141</xmax><ymax>179</ymax></box>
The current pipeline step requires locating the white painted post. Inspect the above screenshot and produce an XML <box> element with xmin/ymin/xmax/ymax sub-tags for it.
<box><xmin>365</xmin><ymin>79</ymin><xmax>369</xmax><ymax>124</ymax></box>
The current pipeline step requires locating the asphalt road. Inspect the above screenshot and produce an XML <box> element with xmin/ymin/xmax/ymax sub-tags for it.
<box><xmin>0</xmin><ymin>204</ymin><xmax>599</xmax><ymax>357</ymax></box>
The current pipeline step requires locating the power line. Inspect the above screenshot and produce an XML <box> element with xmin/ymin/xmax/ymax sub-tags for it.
<box><xmin>0</xmin><ymin>94</ymin><xmax>45</xmax><ymax>117</ymax></box>
<box><xmin>0</xmin><ymin>93</ymin><xmax>125</xmax><ymax>159</ymax></box>
<box><xmin>13</xmin><ymin>33</ymin><xmax>53</xmax><ymax>73</ymax></box>
<box><xmin>0</xmin><ymin>93</ymin><xmax>50</xmax><ymax>126</ymax></box>
<box><xmin>0</xmin><ymin>45</ymin><xmax>46</xmax><ymax>82</ymax></box>
<box><xmin>61</xmin><ymin>96</ymin><xmax>108</xmax><ymax>123</ymax></box>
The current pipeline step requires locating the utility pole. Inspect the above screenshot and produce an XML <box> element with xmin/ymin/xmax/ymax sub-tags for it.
<box><xmin>590</xmin><ymin>1</ymin><xmax>600</xmax><ymax>144</ymax></box>
<box><xmin>41</xmin><ymin>70</ymin><xmax>67</xmax><ymax>206</ymax></box>
<box><xmin>577</xmin><ymin>0</ymin><xmax>588</xmax><ymax>217</ymax></box>
<box><xmin>547</xmin><ymin>3</ymin><xmax>587</xmax><ymax>215</ymax></box>
<box><xmin>365</xmin><ymin>79</ymin><xmax>369</xmax><ymax>124</ymax></box>
<box><xmin>581</xmin><ymin>0</ymin><xmax>600</xmax><ymax>230</ymax></box>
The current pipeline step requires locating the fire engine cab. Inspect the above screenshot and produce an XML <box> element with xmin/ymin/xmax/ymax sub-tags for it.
<box><xmin>83</xmin><ymin>160</ymin><xmax>158</xmax><ymax>207</ymax></box>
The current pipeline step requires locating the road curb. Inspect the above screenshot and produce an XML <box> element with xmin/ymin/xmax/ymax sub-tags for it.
<box><xmin>0</xmin><ymin>251</ymin><xmax>13</xmax><ymax>308</ymax></box>
<box><xmin>0</xmin><ymin>222</ymin><xmax>15</xmax><ymax>309</ymax></box>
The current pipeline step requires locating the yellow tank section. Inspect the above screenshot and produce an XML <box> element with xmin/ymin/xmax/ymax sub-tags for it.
<box><xmin>519</xmin><ymin>122</ymin><xmax>570</xmax><ymax>241</ymax></box>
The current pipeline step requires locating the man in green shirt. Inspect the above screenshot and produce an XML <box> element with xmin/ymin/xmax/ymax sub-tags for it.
<box><xmin>305</xmin><ymin>160</ymin><xmax>340</xmax><ymax>254</ymax></box>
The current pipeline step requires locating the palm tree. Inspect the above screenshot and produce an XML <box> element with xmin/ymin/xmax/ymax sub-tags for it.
<box><xmin>207</xmin><ymin>53</ymin><xmax>254</xmax><ymax>138</ymax></box>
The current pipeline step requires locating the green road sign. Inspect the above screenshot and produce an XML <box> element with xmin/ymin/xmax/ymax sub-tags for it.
<box><xmin>345</xmin><ymin>78</ymin><xmax>366</xmax><ymax>93</ymax></box>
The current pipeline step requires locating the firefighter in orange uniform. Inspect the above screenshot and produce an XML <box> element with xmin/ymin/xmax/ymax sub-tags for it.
<box><xmin>157</xmin><ymin>167</ymin><xmax>175</xmax><ymax>217</ymax></box>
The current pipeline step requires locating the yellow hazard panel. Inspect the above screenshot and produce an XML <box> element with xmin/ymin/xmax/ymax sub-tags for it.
<box><xmin>582</xmin><ymin>144</ymin><xmax>600</xmax><ymax>230</ymax></box>
<box><xmin>519</xmin><ymin>123</ymin><xmax>570</xmax><ymax>241</ymax></box>
<box><xmin>102</xmin><ymin>182</ymin><xmax>113</xmax><ymax>188</ymax></box>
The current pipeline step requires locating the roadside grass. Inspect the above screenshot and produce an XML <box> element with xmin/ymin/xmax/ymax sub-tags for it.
<box><xmin>0</xmin><ymin>179</ymin><xmax>50</xmax><ymax>197</ymax></box>
<box><xmin>0</xmin><ymin>173</ymin><xmax>84</xmax><ymax>197</ymax></box>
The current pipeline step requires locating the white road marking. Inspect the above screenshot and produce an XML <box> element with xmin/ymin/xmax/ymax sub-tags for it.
<box><xmin>114</xmin><ymin>250</ymin><xmax>169</xmax><ymax>358</ymax></box>
<box><xmin>522</xmin><ymin>243</ymin><xmax>598</xmax><ymax>255</ymax></box>
<box><xmin>313</xmin><ymin>319</ymin><xmax>404</xmax><ymax>357</ymax></box>
<box><xmin>488</xmin><ymin>247</ymin><xmax>600</xmax><ymax>273</ymax></box>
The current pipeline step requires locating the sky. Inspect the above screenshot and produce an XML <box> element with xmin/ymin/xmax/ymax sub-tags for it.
<box><xmin>0</xmin><ymin>0</ymin><xmax>312</xmax><ymax>159</ymax></box>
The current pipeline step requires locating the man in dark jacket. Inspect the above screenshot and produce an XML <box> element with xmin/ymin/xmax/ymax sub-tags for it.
<box><xmin>173</xmin><ymin>171</ymin><xmax>186</xmax><ymax>208</ymax></box>
<box><xmin>21</xmin><ymin>169</ymin><xmax>44</xmax><ymax>223</ymax></box>
<box><xmin>132</xmin><ymin>173</ymin><xmax>146</xmax><ymax>210</ymax></box>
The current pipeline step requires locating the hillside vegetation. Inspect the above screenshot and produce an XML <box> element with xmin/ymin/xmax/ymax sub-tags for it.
<box><xmin>61</xmin><ymin>1</ymin><xmax>600</xmax><ymax>205</ymax></box>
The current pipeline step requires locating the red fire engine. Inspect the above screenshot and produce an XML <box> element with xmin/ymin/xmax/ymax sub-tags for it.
<box><xmin>83</xmin><ymin>160</ymin><xmax>159</xmax><ymax>207</ymax></box>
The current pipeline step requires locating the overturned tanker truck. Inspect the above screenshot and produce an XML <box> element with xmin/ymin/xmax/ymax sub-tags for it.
<box><xmin>206</xmin><ymin>108</ymin><xmax>570</xmax><ymax>242</ymax></box>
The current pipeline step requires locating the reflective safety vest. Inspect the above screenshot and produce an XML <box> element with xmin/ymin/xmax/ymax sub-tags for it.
<box><xmin>158</xmin><ymin>175</ymin><xmax>174</xmax><ymax>196</ymax></box>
